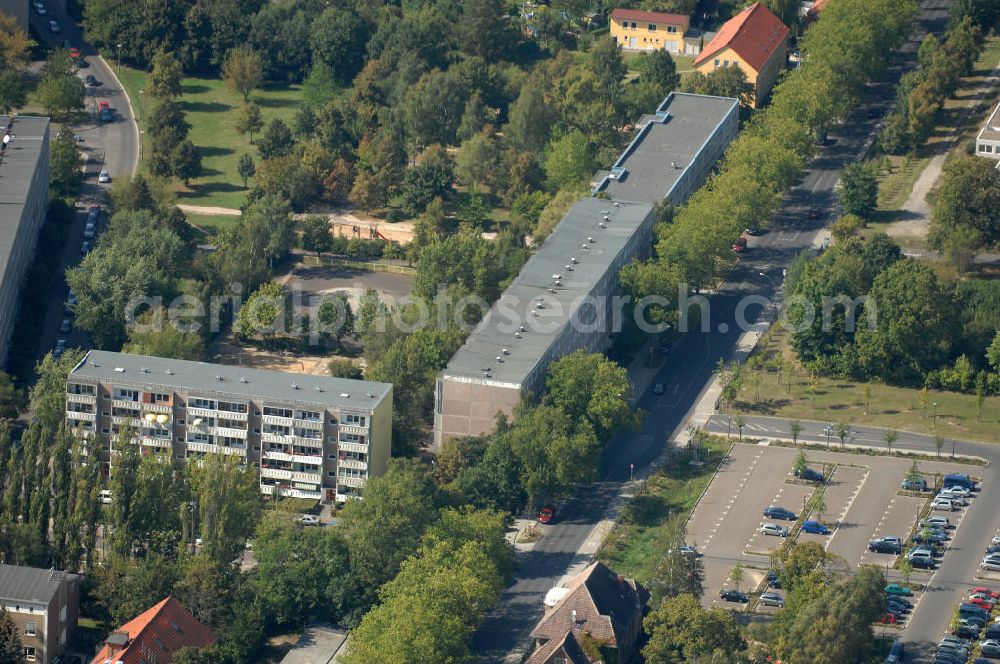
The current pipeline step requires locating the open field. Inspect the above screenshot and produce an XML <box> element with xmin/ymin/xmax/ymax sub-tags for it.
<box><xmin>597</xmin><ymin>436</ymin><xmax>731</xmax><ymax>583</ymax></box>
<box><xmin>184</xmin><ymin>212</ymin><xmax>240</xmax><ymax>237</ymax></box>
<box><xmin>118</xmin><ymin>66</ymin><xmax>302</xmax><ymax>210</ymax></box>
<box><xmin>734</xmin><ymin>325</ymin><xmax>1000</xmax><ymax>443</ymax></box>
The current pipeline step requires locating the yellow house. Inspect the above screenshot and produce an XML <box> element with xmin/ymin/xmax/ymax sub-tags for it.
<box><xmin>610</xmin><ymin>9</ymin><xmax>694</xmax><ymax>55</ymax></box>
<box><xmin>693</xmin><ymin>2</ymin><xmax>789</xmax><ymax>107</ymax></box>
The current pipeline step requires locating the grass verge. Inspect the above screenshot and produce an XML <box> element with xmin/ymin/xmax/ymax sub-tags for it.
<box><xmin>184</xmin><ymin>212</ymin><xmax>241</xmax><ymax>237</ymax></box>
<box><xmin>597</xmin><ymin>436</ymin><xmax>731</xmax><ymax>583</ymax></box>
<box><xmin>734</xmin><ymin>324</ymin><xmax>1000</xmax><ymax>444</ymax></box>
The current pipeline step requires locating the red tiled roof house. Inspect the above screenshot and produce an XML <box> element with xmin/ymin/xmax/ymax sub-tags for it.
<box><xmin>90</xmin><ymin>597</ymin><xmax>216</xmax><ymax>664</ymax></box>
<box><xmin>693</xmin><ymin>2</ymin><xmax>790</xmax><ymax>106</ymax></box>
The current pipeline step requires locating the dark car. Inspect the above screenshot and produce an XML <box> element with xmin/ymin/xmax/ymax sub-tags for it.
<box><xmin>801</xmin><ymin>520</ymin><xmax>830</xmax><ymax>535</ymax></box>
<box><xmin>866</xmin><ymin>107</ymin><xmax>884</xmax><ymax>119</ymax></box>
<box><xmin>986</xmin><ymin>545</ymin><xmax>1000</xmax><ymax>555</ymax></box>
<box><xmin>807</xmin><ymin>208</ymin><xmax>822</xmax><ymax>220</ymax></box>
<box><xmin>85</xmin><ymin>74</ymin><xmax>99</xmax><ymax>86</ymax></box>
<box><xmin>763</xmin><ymin>506</ymin><xmax>796</xmax><ymax>521</ymax></box>
<box><xmin>795</xmin><ymin>467</ymin><xmax>824</xmax><ymax>482</ymax></box>
<box><xmin>720</xmin><ymin>589</ymin><xmax>748</xmax><ymax>603</ymax></box>
<box><xmin>745</xmin><ymin>227</ymin><xmax>765</xmax><ymax>236</ymax></box>
<box><xmin>869</xmin><ymin>538</ymin><xmax>902</xmax><ymax>554</ymax></box>
<box><xmin>901</xmin><ymin>477</ymin><xmax>927</xmax><ymax>491</ymax></box>
<box><xmin>955</xmin><ymin>625</ymin><xmax>980</xmax><ymax>639</ymax></box>
<box><xmin>766</xmin><ymin>570</ymin><xmax>782</xmax><ymax>589</ymax></box>
<box><xmin>909</xmin><ymin>556</ymin><xmax>935</xmax><ymax>569</ymax></box>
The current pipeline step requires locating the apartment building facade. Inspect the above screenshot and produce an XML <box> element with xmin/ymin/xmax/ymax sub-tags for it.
<box><xmin>975</xmin><ymin>103</ymin><xmax>1000</xmax><ymax>160</ymax></box>
<box><xmin>65</xmin><ymin>351</ymin><xmax>392</xmax><ymax>503</ymax></box>
<box><xmin>610</xmin><ymin>8</ymin><xmax>692</xmax><ymax>54</ymax></box>
<box><xmin>0</xmin><ymin>565</ymin><xmax>80</xmax><ymax>664</ymax></box>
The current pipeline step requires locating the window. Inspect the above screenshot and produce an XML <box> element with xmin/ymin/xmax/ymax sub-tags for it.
<box><xmin>667</xmin><ymin>25</ymin><xmax>676</xmax><ymax>33</ymax></box>
<box><xmin>648</xmin><ymin>23</ymin><xmax>656</xmax><ymax>30</ymax></box>
<box><xmin>296</xmin><ymin>410</ymin><xmax>321</xmax><ymax>421</ymax></box>
<box><xmin>189</xmin><ymin>397</ymin><xmax>216</xmax><ymax>410</ymax></box>
<box><xmin>263</xmin><ymin>406</ymin><xmax>293</xmax><ymax>418</ymax></box>
<box><xmin>340</xmin><ymin>433</ymin><xmax>366</xmax><ymax>445</ymax></box>
<box><xmin>328</xmin><ymin>471</ymin><xmax>336</xmax><ymax>477</ymax></box>
<box><xmin>24</xmin><ymin>622</ymin><xmax>36</xmax><ymax>636</ymax></box>
<box><xmin>344</xmin><ymin>414</ymin><xmax>367</xmax><ymax>427</ymax></box>
<box><xmin>24</xmin><ymin>647</ymin><xmax>35</xmax><ymax>661</ymax></box>
<box><xmin>714</xmin><ymin>58</ymin><xmax>720</xmax><ymax>66</ymax></box>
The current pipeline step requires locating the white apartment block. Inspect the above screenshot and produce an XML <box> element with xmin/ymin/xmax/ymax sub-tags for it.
<box><xmin>66</xmin><ymin>351</ymin><xmax>392</xmax><ymax>503</ymax></box>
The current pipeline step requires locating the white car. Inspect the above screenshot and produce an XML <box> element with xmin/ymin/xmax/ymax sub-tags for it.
<box><xmin>982</xmin><ymin>561</ymin><xmax>1000</xmax><ymax>572</ymax></box>
<box><xmin>992</xmin><ymin>535</ymin><xmax>1000</xmax><ymax>546</ymax></box>
<box><xmin>759</xmin><ymin>591</ymin><xmax>785</xmax><ymax>607</ymax></box>
<box><xmin>33</xmin><ymin>2</ymin><xmax>46</xmax><ymax>15</ymax></box>
<box><xmin>760</xmin><ymin>523</ymin><xmax>789</xmax><ymax>537</ymax></box>
<box><xmin>297</xmin><ymin>514</ymin><xmax>321</xmax><ymax>526</ymax></box>
<box><xmin>922</xmin><ymin>516</ymin><xmax>952</xmax><ymax>529</ymax></box>
<box><xmin>944</xmin><ymin>486</ymin><xmax>971</xmax><ymax>497</ymax></box>
<box><xmin>931</xmin><ymin>498</ymin><xmax>955</xmax><ymax>511</ymax></box>
<box><xmin>98</xmin><ymin>169</ymin><xmax>111</xmax><ymax>183</ymax></box>
<box><xmin>98</xmin><ymin>489</ymin><xmax>112</xmax><ymax>504</ymax></box>
<box><xmin>938</xmin><ymin>492</ymin><xmax>968</xmax><ymax>506</ymax></box>
<box><xmin>48</xmin><ymin>19</ymin><xmax>60</xmax><ymax>32</ymax></box>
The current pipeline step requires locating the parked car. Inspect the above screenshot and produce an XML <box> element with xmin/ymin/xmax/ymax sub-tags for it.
<box><xmin>937</xmin><ymin>491</ymin><xmax>968</xmax><ymax>506</ymax></box>
<box><xmin>877</xmin><ymin>613</ymin><xmax>897</xmax><ymax>625</ymax></box>
<box><xmin>33</xmin><ymin>2</ymin><xmax>46</xmax><ymax>15</ymax></box>
<box><xmin>67</xmin><ymin>290</ymin><xmax>77</xmax><ymax>306</ymax></box>
<box><xmin>931</xmin><ymin>498</ymin><xmax>956</xmax><ymax>511</ymax></box>
<box><xmin>719</xmin><ymin>589</ymin><xmax>748</xmax><ymax>603</ymax></box>
<box><xmin>678</xmin><ymin>544</ymin><xmax>698</xmax><ymax>556</ymax></box>
<box><xmin>59</xmin><ymin>319</ymin><xmax>71</xmax><ymax>334</ymax></box>
<box><xmin>759</xmin><ymin>591</ymin><xmax>784</xmax><ymax>607</ymax></box>
<box><xmin>968</xmin><ymin>598</ymin><xmax>994</xmax><ymax>612</ymax></box>
<box><xmin>98</xmin><ymin>169</ymin><xmax>111</xmax><ymax>183</ymax></box>
<box><xmin>766</xmin><ymin>570</ymin><xmax>782</xmax><ymax>589</ymax></box>
<box><xmin>943</xmin><ymin>473</ymin><xmax>975</xmax><ymax>489</ymax></box>
<box><xmin>760</xmin><ymin>523</ymin><xmax>789</xmax><ymax>537</ymax></box>
<box><xmin>980</xmin><ymin>640</ymin><xmax>1000</xmax><ymax>658</ymax></box>
<box><xmin>87</xmin><ymin>204</ymin><xmax>100</xmax><ymax>223</ymax></box>
<box><xmin>85</xmin><ymin>74</ymin><xmax>99</xmax><ymax>86</ymax></box>
<box><xmin>992</xmin><ymin>535</ymin><xmax>1000</xmax><ymax>546</ymax></box>
<box><xmin>887</xmin><ymin>595</ymin><xmax>911</xmax><ymax>609</ymax></box>
<box><xmin>887</xmin><ymin>598</ymin><xmax>909</xmax><ymax>613</ymax></box>
<box><xmin>48</xmin><ymin>19</ymin><xmax>60</xmax><ymax>32</ymax></box>
<box><xmin>732</xmin><ymin>237</ymin><xmax>747</xmax><ymax>253</ymax></box>
<box><xmin>98</xmin><ymin>489</ymin><xmax>112</xmax><ymax>504</ymax></box>
<box><xmin>923</xmin><ymin>516</ymin><xmax>953</xmax><ymax>529</ymax></box>
<box><xmin>84</xmin><ymin>223</ymin><xmax>95</xmax><ymax>239</ymax></box>
<box><xmin>955</xmin><ymin>624</ymin><xmax>981</xmax><ymax>639</ymax></box>
<box><xmin>944</xmin><ymin>486</ymin><xmax>971</xmax><ymax>497</ymax></box>
<box><xmin>869</xmin><ymin>537</ymin><xmax>903</xmax><ymax>554</ymax></box>
<box><xmin>296</xmin><ymin>514</ymin><xmax>320</xmax><ymax>526</ymax></box>
<box><xmin>538</xmin><ymin>506</ymin><xmax>555</xmax><ymax>524</ymax></box>
<box><xmin>795</xmin><ymin>467</ymin><xmax>824</xmax><ymax>482</ymax></box>
<box><xmin>973</xmin><ymin>587</ymin><xmax>999</xmax><ymax>600</ymax></box>
<box><xmin>901</xmin><ymin>477</ymin><xmax>927</xmax><ymax>491</ymax></box>
<box><xmin>807</xmin><ymin>208</ymin><xmax>821</xmax><ymax>220</ymax></box>
<box><xmin>885</xmin><ymin>584</ymin><xmax>912</xmax><ymax>596</ymax></box>
<box><xmin>909</xmin><ymin>555</ymin><xmax>935</xmax><ymax>569</ymax></box>
<box><xmin>914</xmin><ymin>530</ymin><xmax>948</xmax><ymax>544</ymax></box>
<box><xmin>80</xmin><ymin>240</ymin><xmax>91</xmax><ymax>254</ymax></box>
<box><xmin>982</xmin><ymin>560</ymin><xmax>1000</xmax><ymax>572</ymax></box>
<box><xmin>763</xmin><ymin>506</ymin><xmax>797</xmax><ymax>521</ymax></box>
<box><xmin>970</xmin><ymin>593</ymin><xmax>997</xmax><ymax>607</ymax></box>
<box><xmin>801</xmin><ymin>520</ymin><xmax>830</xmax><ymax>535</ymax></box>
<box><xmin>652</xmin><ymin>383</ymin><xmax>664</xmax><ymax>395</ymax></box>
<box><xmin>885</xmin><ymin>640</ymin><xmax>904</xmax><ymax>664</ymax></box>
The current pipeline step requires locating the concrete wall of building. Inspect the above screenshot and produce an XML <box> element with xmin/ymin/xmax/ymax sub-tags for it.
<box><xmin>0</xmin><ymin>118</ymin><xmax>49</xmax><ymax>367</ymax></box>
<box><xmin>0</xmin><ymin>0</ymin><xmax>29</xmax><ymax>32</ymax></box>
<box><xmin>368</xmin><ymin>388</ymin><xmax>392</xmax><ymax>477</ymax></box>
<box><xmin>611</xmin><ymin>17</ymin><xmax>686</xmax><ymax>52</ymax></box>
<box><xmin>975</xmin><ymin>138</ymin><xmax>1000</xmax><ymax>159</ymax></box>
<box><xmin>1</xmin><ymin>576</ymin><xmax>77</xmax><ymax>664</ymax></box>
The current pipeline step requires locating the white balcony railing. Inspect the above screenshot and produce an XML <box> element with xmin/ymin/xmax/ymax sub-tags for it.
<box><xmin>216</xmin><ymin>410</ymin><xmax>248</xmax><ymax>422</ymax></box>
<box><xmin>66</xmin><ymin>411</ymin><xmax>96</xmax><ymax>422</ymax></box>
<box><xmin>66</xmin><ymin>393</ymin><xmax>96</xmax><ymax>405</ymax></box>
<box><xmin>112</xmin><ymin>398</ymin><xmax>141</xmax><ymax>409</ymax></box>
<box><xmin>141</xmin><ymin>402</ymin><xmax>172</xmax><ymax>414</ymax></box>
<box><xmin>187</xmin><ymin>406</ymin><xmax>218</xmax><ymax>419</ymax></box>
<box><xmin>209</xmin><ymin>426</ymin><xmax>247</xmax><ymax>439</ymax></box>
<box><xmin>221</xmin><ymin>445</ymin><xmax>246</xmax><ymax>457</ymax></box>
<box><xmin>261</xmin><ymin>431</ymin><xmax>289</xmax><ymax>444</ymax></box>
<box><xmin>291</xmin><ymin>470</ymin><xmax>322</xmax><ymax>483</ymax></box>
<box><xmin>294</xmin><ymin>417</ymin><xmax>324</xmax><ymax>430</ymax></box>
<box><xmin>338</xmin><ymin>458</ymin><xmax>368</xmax><ymax>471</ymax></box>
<box><xmin>337</xmin><ymin>476</ymin><xmax>365</xmax><ymax>488</ymax></box>
<box><xmin>186</xmin><ymin>441</ymin><xmax>219</xmax><ymax>454</ymax></box>
<box><xmin>293</xmin><ymin>454</ymin><xmax>323</xmax><ymax>466</ymax></box>
<box><xmin>339</xmin><ymin>424</ymin><xmax>369</xmax><ymax>436</ymax></box>
<box><xmin>260</xmin><ymin>467</ymin><xmax>293</xmax><ymax>480</ymax></box>
<box><xmin>262</xmin><ymin>414</ymin><xmax>293</xmax><ymax>427</ymax></box>
<box><xmin>337</xmin><ymin>442</ymin><xmax>369</xmax><ymax>454</ymax></box>
<box><xmin>263</xmin><ymin>450</ymin><xmax>293</xmax><ymax>462</ymax></box>
<box><xmin>141</xmin><ymin>437</ymin><xmax>172</xmax><ymax>449</ymax></box>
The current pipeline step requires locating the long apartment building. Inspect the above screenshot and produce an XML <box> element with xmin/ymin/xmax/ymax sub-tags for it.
<box><xmin>434</xmin><ymin>93</ymin><xmax>739</xmax><ymax>445</ymax></box>
<box><xmin>65</xmin><ymin>351</ymin><xmax>392</xmax><ymax>503</ymax></box>
<box><xmin>0</xmin><ymin>116</ymin><xmax>50</xmax><ymax>366</ymax></box>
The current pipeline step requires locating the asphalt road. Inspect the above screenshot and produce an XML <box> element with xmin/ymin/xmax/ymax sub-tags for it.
<box><xmin>472</xmin><ymin>1</ymin><xmax>953</xmax><ymax>660</ymax></box>
<box><xmin>27</xmin><ymin>0</ymin><xmax>139</xmax><ymax>364</ymax></box>
<box><xmin>704</xmin><ymin>414</ymin><xmax>1000</xmax><ymax>663</ymax></box>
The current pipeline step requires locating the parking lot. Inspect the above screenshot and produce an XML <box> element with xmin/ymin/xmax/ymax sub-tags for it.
<box><xmin>689</xmin><ymin>443</ymin><xmax>983</xmax><ymax>612</ymax></box>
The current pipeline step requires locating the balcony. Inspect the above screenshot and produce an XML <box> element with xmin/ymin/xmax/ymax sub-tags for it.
<box><xmin>112</xmin><ymin>398</ymin><xmax>141</xmax><ymax>409</ymax></box>
<box><xmin>338</xmin><ymin>441</ymin><xmax>369</xmax><ymax>454</ymax></box>
<box><xmin>291</xmin><ymin>469</ymin><xmax>321</xmax><ymax>483</ymax></box>
<box><xmin>263</xmin><ymin>449</ymin><xmax>293</xmax><ymax>463</ymax></box>
<box><xmin>267</xmin><ymin>486</ymin><xmax>322</xmax><ymax>500</ymax></box>
<box><xmin>260</xmin><ymin>466</ymin><xmax>293</xmax><ymax>480</ymax></box>
<box><xmin>294</xmin><ymin>417</ymin><xmax>324</xmax><ymax>430</ymax></box>
<box><xmin>262</xmin><ymin>414</ymin><xmax>293</xmax><ymax>427</ymax></box>
<box><xmin>66</xmin><ymin>410</ymin><xmax>96</xmax><ymax>422</ymax></box>
<box><xmin>187</xmin><ymin>406</ymin><xmax>218</xmax><ymax>419</ymax></box>
<box><xmin>141</xmin><ymin>402</ymin><xmax>172</xmax><ymax>414</ymax></box>
<box><xmin>110</xmin><ymin>415</ymin><xmax>141</xmax><ymax>426</ymax></box>
<box><xmin>209</xmin><ymin>426</ymin><xmax>247</xmax><ymax>439</ymax></box>
<box><xmin>66</xmin><ymin>392</ymin><xmax>96</xmax><ymax>405</ymax></box>
<box><xmin>338</xmin><ymin>458</ymin><xmax>368</xmax><ymax>471</ymax></box>
<box><xmin>337</xmin><ymin>476</ymin><xmax>365</xmax><ymax>489</ymax></box>
<box><xmin>292</xmin><ymin>435</ymin><xmax>325</xmax><ymax>449</ymax></box>
<box><xmin>221</xmin><ymin>445</ymin><xmax>247</xmax><ymax>457</ymax></box>
<box><xmin>216</xmin><ymin>409</ymin><xmax>248</xmax><ymax>421</ymax></box>
<box><xmin>293</xmin><ymin>453</ymin><xmax>323</xmax><ymax>466</ymax></box>
<box><xmin>339</xmin><ymin>423</ymin><xmax>368</xmax><ymax>436</ymax></box>
<box><xmin>186</xmin><ymin>441</ymin><xmax>219</xmax><ymax>454</ymax></box>
<box><xmin>261</xmin><ymin>431</ymin><xmax>291</xmax><ymax>444</ymax></box>
<box><xmin>141</xmin><ymin>437</ymin><xmax>172</xmax><ymax>449</ymax></box>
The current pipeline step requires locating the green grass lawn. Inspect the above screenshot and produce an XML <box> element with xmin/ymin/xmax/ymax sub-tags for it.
<box><xmin>598</xmin><ymin>436</ymin><xmax>731</xmax><ymax>583</ymax></box>
<box><xmin>184</xmin><ymin>212</ymin><xmax>241</xmax><ymax>237</ymax></box>
<box><xmin>119</xmin><ymin>66</ymin><xmax>302</xmax><ymax>210</ymax></box>
<box><xmin>734</xmin><ymin>325</ymin><xmax>1000</xmax><ymax>444</ymax></box>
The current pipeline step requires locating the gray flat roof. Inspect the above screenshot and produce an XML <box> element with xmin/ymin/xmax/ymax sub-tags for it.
<box><xmin>0</xmin><ymin>115</ymin><xmax>48</xmax><ymax>292</ymax></box>
<box><xmin>979</xmin><ymin>102</ymin><xmax>1000</xmax><ymax>142</ymax></box>
<box><xmin>280</xmin><ymin>625</ymin><xmax>349</xmax><ymax>664</ymax></box>
<box><xmin>442</xmin><ymin>198</ymin><xmax>653</xmax><ymax>386</ymax></box>
<box><xmin>70</xmin><ymin>350</ymin><xmax>392</xmax><ymax>410</ymax></box>
<box><xmin>592</xmin><ymin>92</ymin><xmax>738</xmax><ymax>204</ymax></box>
<box><xmin>0</xmin><ymin>564</ymin><xmax>78</xmax><ymax>605</ymax></box>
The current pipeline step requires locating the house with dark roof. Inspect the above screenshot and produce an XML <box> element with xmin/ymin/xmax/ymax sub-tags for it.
<box><xmin>89</xmin><ymin>596</ymin><xmax>216</xmax><ymax>664</ymax></box>
<box><xmin>0</xmin><ymin>564</ymin><xmax>79</xmax><ymax>664</ymax></box>
<box><xmin>528</xmin><ymin>562</ymin><xmax>649</xmax><ymax>664</ymax></box>
<box><xmin>693</xmin><ymin>2</ymin><xmax>790</xmax><ymax>106</ymax></box>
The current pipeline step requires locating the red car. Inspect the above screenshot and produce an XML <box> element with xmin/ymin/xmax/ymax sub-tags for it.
<box><xmin>973</xmin><ymin>586</ymin><xmax>999</xmax><ymax>599</ymax></box>
<box><xmin>538</xmin><ymin>507</ymin><xmax>555</xmax><ymax>524</ymax></box>
<box><xmin>98</xmin><ymin>100</ymin><xmax>110</xmax><ymax>111</ymax></box>
<box><xmin>732</xmin><ymin>237</ymin><xmax>747</xmax><ymax>253</ymax></box>
<box><xmin>968</xmin><ymin>597</ymin><xmax>994</xmax><ymax>611</ymax></box>
<box><xmin>877</xmin><ymin>613</ymin><xmax>897</xmax><ymax>625</ymax></box>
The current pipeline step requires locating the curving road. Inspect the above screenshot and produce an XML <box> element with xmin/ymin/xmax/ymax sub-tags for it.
<box><xmin>472</xmin><ymin>0</ymin><xmax>953</xmax><ymax>661</ymax></box>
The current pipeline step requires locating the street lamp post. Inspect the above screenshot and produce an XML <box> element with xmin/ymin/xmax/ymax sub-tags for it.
<box><xmin>116</xmin><ymin>43</ymin><xmax>122</xmax><ymax>78</ymax></box>
<box><xmin>932</xmin><ymin>402</ymin><xmax>938</xmax><ymax>426</ymax></box>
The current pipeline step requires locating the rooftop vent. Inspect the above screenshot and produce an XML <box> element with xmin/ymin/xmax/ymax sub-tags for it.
<box><xmin>291</xmin><ymin>383</ymin><xmax>299</xmax><ymax>390</ymax></box>
<box><xmin>588</xmin><ymin>237</ymin><xmax>595</xmax><ymax>243</ymax></box>
<box><xmin>599</xmin><ymin>222</ymin><xmax>606</xmax><ymax>229</ymax></box>
<box><xmin>571</xmin><ymin>257</ymin><xmax>578</xmax><ymax>264</ymax></box>
<box><xmin>515</xmin><ymin>332</ymin><xmax>522</xmax><ymax>339</ymax></box>
<box><xmin>114</xmin><ymin>367</ymin><xmax>125</xmax><ymax>373</ymax></box>
<box><xmin>614</xmin><ymin>201</ymin><xmax>623</xmax><ymax>207</ymax></box>
<box><xmin>140</xmin><ymin>367</ymin><xmax>149</xmax><ymax>373</ymax></box>
<box><xmin>520</xmin><ymin>325</ymin><xmax>526</xmax><ymax>332</ymax></box>
<box><xmin>601</xmin><ymin>209</ymin><xmax>609</xmax><ymax>215</ymax></box>
<box><xmin>496</xmin><ymin>356</ymin><xmax>503</xmax><ymax>363</ymax></box>
<box><xmin>340</xmin><ymin>393</ymin><xmax>351</xmax><ymax>398</ymax></box>
<box><xmin>239</xmin><ymin>376</ymin><xmax>248</xmax><ymax>383</ymax></box>
<box><xmin>671</xmin><ymin>161</ymin><xmax>677</xmax><ymax>169</ymax></box>
<box><xmin>215</xmin><ymin>375</ymin><xmax>223</xmax><ymax>381</ymax></box>
<box><xmin>536</xmin><ymin>302</ymin><xmax>545</xmax><ymax>309</ymax></box>
<box><xmin>548</xmin><ymin>288</ymin><xmax>556</xmax><ymax>294</ymax></box>
<box><xmin>551</xmin><ymin>274</ymin><xmax>561</xmax><ymax>280</ymax></box>
<box><xmin>367</xmin><ymin>392</ymin><xmax>375</xmax><ymax>398</ymax></box>
<box><xmin>581</xmin><ymin>244</ymin><xmax>589</xmax><ymax>250</ymax></box>
<box><xmin>555</xmin><ymin>280</ymin><xmax>562</xmax><ymax>287</ymax></box>
<box><xmin>164</xmin><ymin>369</ymin><xmax>173</xmax><ymax>375</ymax></box>
<box><xmin>314</xmin><ymin>385</ymin><xmax>322</xmax><ymax>392</ymax></box>
<box><xmin>603</xmin><ymin>214</ymin><xmax>609</xmax><ymax>222</ymax></box>
<box><xmin>502</xmin><ymin>348</ymin><xmax>509</xmax><ymax>355</ymax></box>
<box><xmin>565</xmin><ymin>265</ymin><xmax>572</xmax><ymax>271</ymax></box>
<box><xmin>484</xmin><ymin>372</ymin><xmax>491</xmax><ymax>378</ymax></box>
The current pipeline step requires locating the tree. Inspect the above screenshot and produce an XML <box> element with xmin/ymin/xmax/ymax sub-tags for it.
<box><xmin>187</xmin><ymin>453</ymin><xmax>260</xmax><ymax>567</ymax></box>
<box><xmin>125</xmin><ymin>308</ymin><xmax>204</xmax><ymax>360</ymax></box>
<box><xmin>543</xmin><ymin>130</ymin><xmax>594</xmax><ymax>189</ymax></box>
<box><xmin>929</xmin><ymin>155</ymin><xmax>1000</xmax><ymax>257</ymax></box>
<box><xmin>807</xmin><ymin>490</ymin><xmax>827</xmax><ymax>521</ymax></box>
<box><xmin>455</xmin><ymin>132</ymin><xmax>499</xmax><ymax>187</ymax></box>
<box><xmin>793</xmin><ymin>450</ymin><xmax>808</xmax><ymax>477</ymax></box>
<box><xmin>734</xmin><ymin>413</ymin><xmax>746</xmax><ymax>440</ymax></box>
<box><xmin>905</xmin><ymin>460</ymin><xmax>922</xmax><ymax>483</ymax></box>
<box><xmin>237</xmin><ymin>153</ymin><xmax>255</xmax><ymax>188</ymax></box>
<box><xmin>50</xmin><ymin>132</ymin><xmax>83</xmax><ymax>197</ymax></box>
<box><xmin>0</xmin><ymin>607</ymin><xmax>23</xmax><ymax>664</ymax></box>
<box><xmin>883</xmin><ymin>429</ymin><xmax>898</xmax><ymax>453</ymax></box>
<box><xmin>36</xmin><ymin>72</ymin><xmax>85</xmax><ymax>118</ymax></box>
<box><xmin>790</xmin><ymin>420</ymin><xmax>803</xmax><ymax>445</ymax></box>
<box><xmin>222</xmin><ymin>46</ymin><xmax>262</xmax><ymax>103</ymax></box>
<box><xmin>590</xmin><ymin>36</ymin><xmax>627</xmax><ymax>100</ymax></box>
<box><xmin>236</xmin><ymin>103</ymin><xmax>263</xmax><ymax>144</ymax></box>
<box><xmin>731</xmin><ymin>562</ymin><xmax>744</xmax><ymax>592</ymax></box>
<box><xmin>643</xmin><ymin>594</ymin><xmax>744</xmax><ymax>664</ymax></box>
<box><xmin>644</xmin><ymin>49</ymin><xmax>681</xmax><ymax>98</ymax></box>
<box><xmin>400</xmin><ymin>145</ymin><xmax>455</xmax><ymax>215</ymax></box>
<box><xmin>839</xmin><ymin>161</ymin><xmax>879</xmax><ymax>218</ymax></box>
<box><xmin>257</xmin><ymin>118</ymin><xmax>294</xmax><ymax>160</ymax></box>
<box><xmin>682</xmin><ymin>65</ymin><xmax>754</xmax><ymax>105</ymax></box>
<box><xmin>147</xmin><ymin>49</ymin><xmax>183</xmax><ymax>98</ymax></box>
<box><xmin>898</xmin><ymin>556</ymin><xmax>913</xmax><ymax>586</ymax></box>
<box><xmin>545</xmin><ymin>350</ymin><xmax>637</xmax><ymax>439</ymax></box>
<box><xmin>0</xmin><ymin>70</ymin><xmax>26</xmax><ymax>114</ymax></box>
<box><xmin>461</xmin><ymin>0</ymin><xmax>517</xmax><ymax>62</ymax></box>
<box><xmin>174</xmin><ymin>139</ymin><xmax>203</xmax><ymax>185</ymax></box>
<box><xmin>0</xmin><ymin>12</ymin><xmax>32</xmax><ymax>70</ymax></box>
<box><xmin>504</xmin><ymin>85</ymin><xmax>555</xmax><ymax>153</ymax></box>
<box><xmin>834</xmin><ymin>421</ymin><xmax>850</xmax><ymax>449</ymax></box>
<box><xmin>457</xmin><ymin>92</ymin><xmax>493</xmax><ymax>143</ymax></box>
<box><xmin>316</xmin><ymin>292</ymin><xmax>354</xmax><ymax>348</ymax></box>
<box><xmin>458</xmin><ymin>436</ymin><xmax>526</xmax><ymax>513</ymax></box>
<box><xmin>309</xmin><ymin>6</ymin><xmax>366</xmax><ymax>86</ymax></box>
<box><xmin>299</xmin><ymin>216</ymin><xmax>332</xmax><ymax>256</ymax></box>
<box><xmin>328</xmin><ymin>358</ymin><xmax>362</xmax><ymax>379</ymax></box>
<box><xmin>235</xmin><ymin>282</ymin><xmax>286</xmax><ymax>339</ymax></box>
<box><xmin>934</xmin><ymin>434</ymin><xmax>945</xmax><ymax>457</ymax></box>
<box><xmin>147</xmin><ymin>98</ymin><xmax>190</xmax><ymax>142</ymax></box>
